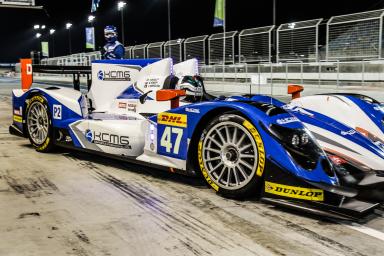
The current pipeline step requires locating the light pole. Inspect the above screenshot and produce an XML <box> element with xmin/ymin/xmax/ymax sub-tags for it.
<box><xmin>167</xmin><ymin>0</ymin><xmax>171</xmax><ymax>57</ymax></box>
<box><xmin>118</xmin><ymin>1</ymin><xmax>127</xmax><ymax>46</ymax></box>
<box><xmin>273</xmin><ymin>0</ymin><xmax>277</xmax><ymax>62</ymax></box>
<box><xmin>50</xmin><ymin>29</ymin><xmax>56</xmax><ymax>57</ymax></box>
<box><xmin>34</xmin><ymin>32</ymin><xmax>42</xmax><ymax>63</ymax></box>
<box><xmin>66</xmin><ymin>23</ymin><xmax>73</xmax><ymax>55</ymax></box>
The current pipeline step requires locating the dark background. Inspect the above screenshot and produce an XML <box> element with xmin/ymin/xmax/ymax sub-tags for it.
<box><xmin>0</xmin><ymin>0</ymin><xmax>383</xmax><ymax>62</ymax></box>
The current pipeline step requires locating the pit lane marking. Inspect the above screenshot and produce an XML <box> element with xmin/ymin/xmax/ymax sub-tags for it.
<box><xmin>340</xmin><ymin>222</ymin><xmax>384</xmax><ymax>242</ymax></box>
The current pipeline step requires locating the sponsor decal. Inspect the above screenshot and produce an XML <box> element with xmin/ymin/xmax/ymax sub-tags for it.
<box><xmin>85</xmin><ymin>129</ymin><xmax>93</xmax><ymax>143</ymax></box>
<box><xmin>143</xmin><ymin>78</ymin><xmax>161</xmax><ymax>88</ymax></box>
<box><xmin>13</xmin><ymin>115</ymin><xmax>22</xmax><ymax>123</ymax></box>
<box><xmin>85</xmin><ymin>129</ymin><xmax>132</xmax><ymax>149</ymax></box>
<box><xmin>13</xmin><ymin>107</ymin><xmax>22</xmax><ymax>116</ymax></box>
<box><xmin>374</xmin><ymin>105</ymin><xmax>384</xmax><ymax>112</ymax></box>
<box><xmin>198</xmin><ymin>141</ymin><xmax>219</xmax><ymax>191</ymax></box>
<box><xmin>185</xmin><ymin>108</ymin><xmax>200</xmax><ymax>114</ymax></box>
<box><xmin>341</xmin><ymin>129</ymin><xmax>356</xmax><ymax>136</ymax></box>
<box><xmin>28</xmin><ymin>95</ymin><xmax>45</xmax><ymax>106</ymax></box>
<box><xmin>158</xmin><ymin>113</ymin><xmax>187</xmax><ymax>128</ymax></box>
<box><xmin>127</xmin><ymin>103</ymin><xmax>137</xmax><ymax>112</ymax></box>
<box><xmin>53</xmin><ymin>105</ymin><xmax>62</xmax><ymax>120</ymax></box>
<box><xmin>243</xmin><ymin>120</ymin><xmax>266</xmax><ymax>177</ymax></box>
<box><xmin>374</xmin><ymin>141</ymin><xmax>384</xmax><ymax>151</ymax></box>
<box><xmin>265</xmin><ymin>181</ymin><xmax>324</xmax><ymax>201</ymax></box>
<box><xmin>97</xmin><ymin>70</ymin><xmax>131</xmax><ymax>81</ymax></box>
<box><xmin>276</xmin><ymin>117</ymin><xmax>299</xmax><ymax>125</ymax></box>
<box><xmin>283</xmin><ymin>104</ymin><xmax>314</xmax><ymax>117</ymax></box>
<box><xmin>26</xmin><ymin>64</ymin><xmax>33</xmax><ymax>75</ymax></box>
<box><xmin>37</xmin><ymin>137</ymin><xmax>50</xmax><ymax>151</ymax></box>
<box><xmin>118</xmin><ymin>102</ymin><xmax>127</xmax><ymax>109</ymax></box>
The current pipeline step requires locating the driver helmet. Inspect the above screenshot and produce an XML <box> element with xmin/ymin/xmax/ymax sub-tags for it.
<box><xmin>177</xmin><ymin>76</ymin><xmax>204</xmax><ymax>97</ymax></box>
<box><xmin>104</xmin><ymin>25</ymin><xmax>118</xmax><ymax>43</ymax></box>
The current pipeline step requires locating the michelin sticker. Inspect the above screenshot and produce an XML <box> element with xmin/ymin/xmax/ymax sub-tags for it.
<box><xmin>341</xmin><ymin>129</ymin><xmax>356</xmax><ymax>136</ymax></box>
<box><xmin>283</xmin><ymin>104</ymin><xmax>314</xmax><ymax>117</ymax></box>
<box><xmin>185</xmin><ymin>108</ymin><xmax>200</xmax><ymax>114</ymax></box>
<box><xmin>277</xmin><ymin>117</ymin><xmax>299</xmax><ymax>125</ymax></box>
<box><xmin>374</xmin><ymin>105</ymin><xmax>384</xmax><ymax>113</ymax></box>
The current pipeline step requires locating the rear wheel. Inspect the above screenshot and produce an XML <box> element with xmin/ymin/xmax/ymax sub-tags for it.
<box><xmin>26</xmin><ymin>95</ymin><xmax>55</xmax><ymax>152</ymax></box>
<box><xmin>198</xmin><ymin>114</ymin><xmax>266</xmax><ymax>198</ymax></box>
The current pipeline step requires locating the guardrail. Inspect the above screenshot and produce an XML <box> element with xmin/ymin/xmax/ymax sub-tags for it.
<box><xmin>33</xmin><ymin>65</ymin><xmax>92</xmax><ymax>91</ymax></box>
<box><xmin>199</xmin><ymin>60</ymin><xmax>384</xmax><ymax>88</ymax></box>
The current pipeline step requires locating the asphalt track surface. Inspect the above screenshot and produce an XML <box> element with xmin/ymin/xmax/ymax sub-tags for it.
<box><xmin>1</xmin><ymin>79</ymin><xmax>384</xmax><ymax>256</ymax></box>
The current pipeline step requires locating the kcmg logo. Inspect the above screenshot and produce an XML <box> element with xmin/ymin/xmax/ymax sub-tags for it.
<box><xmin>97</xmin><ymin>70</ymin><xmax>131</xmax><ymax>81</ymax></box>
<box><xmin>85</xmin><ymin>129</ymin><xmax>94</xmax><ymax>143</ymax></box>
<box><xmin>97</xmin><ymin>70</ymin><xmax>105</xmax><ymax>81</ymax></box>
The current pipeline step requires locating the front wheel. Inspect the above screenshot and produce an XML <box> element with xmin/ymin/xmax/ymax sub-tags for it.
<box><xmin>198</xmin><ymin>114</ymin><xmax>266</xmax><ymax>198</ymax></box>
<box><xmin>26</xmin><ymin>95</ymin><xmax>55</xmax><ymax>152</ymax></box>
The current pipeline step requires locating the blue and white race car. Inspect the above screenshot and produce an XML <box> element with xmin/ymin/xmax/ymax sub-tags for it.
<box><xmin>9</xmin><ymin>58</ymin><xmax>384</xmax><ymax>220</ymax></box>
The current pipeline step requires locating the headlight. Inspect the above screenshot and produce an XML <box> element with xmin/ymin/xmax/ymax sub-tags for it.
<box><xmin>268</xmin><ymin>124</ymin><xmax>328</xmax><ymax>171</ymax></box>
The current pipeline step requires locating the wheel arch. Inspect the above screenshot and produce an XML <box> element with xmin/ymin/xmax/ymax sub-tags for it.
<box><xmin>186</xmin><ymin>106</ymin><xmax>251</xmax><ymax>174</ymax></box>
<box><xmin>22</xmin><ymin>90</ymin><xmax>49</xmax><ymax>135</ymax></box>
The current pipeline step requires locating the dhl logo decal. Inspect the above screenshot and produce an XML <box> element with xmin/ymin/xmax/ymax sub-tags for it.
<box><xmin>158</xmin><ymin>113</ymin><xmax>187</xmax><ymax>128</ymax></box>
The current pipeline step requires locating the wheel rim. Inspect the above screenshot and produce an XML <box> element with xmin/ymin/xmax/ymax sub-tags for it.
<box><xmin>27</xmin><ymin>101</ymin><xmax>49</xmax><ymax>145</ymax></box>
<box><xmin>202</xmin><ymin>121</ymin><xmax>258</xmax><ymax>190</ymax></box>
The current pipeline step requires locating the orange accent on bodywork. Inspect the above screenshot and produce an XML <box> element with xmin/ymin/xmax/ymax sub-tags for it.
<box><xmin>324</xmin><ymin>147</ymin><xmax>370</xmax><ymax>172</ymax></box>
<box><xmin>355</xmin><ymin>127</ymin><xmax>370</xmax><ymax>138</ymax></box>
<box><xmin>288</xmin><ymin>84</ymin><xmax>304</xmax><ymax>99</ymax></box>
<box><xmin>21</xmin><ymin>59</ymin><xmax>33</xmax><ymax>91</ymax></box>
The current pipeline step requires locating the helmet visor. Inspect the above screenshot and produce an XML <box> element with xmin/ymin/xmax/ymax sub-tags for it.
<box><xmin>105</xmin><ymin>31</ymin><xmax>117</xmax><ymax>38</ymax></box>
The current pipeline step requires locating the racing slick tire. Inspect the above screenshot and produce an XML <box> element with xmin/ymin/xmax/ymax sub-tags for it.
<box><xmin>25</xmin><ymin>95</ymin><xmax>55</xmax><ymax>153</ymax></box>
<box><xmin>198</xmin><ymin>114</ymin><xmax>266</xmax><ymax>198</ymax></box>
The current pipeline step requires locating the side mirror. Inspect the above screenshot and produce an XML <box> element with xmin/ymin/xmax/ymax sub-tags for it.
<box><xmin>288</xmin><ymin>84</ymin><xmax>304</xmax><ymax>100</ymax></box>
<box><xmin>156</xmin><ymin>89</ymin><xmax>186</xmax><ymax>109</ymax></box>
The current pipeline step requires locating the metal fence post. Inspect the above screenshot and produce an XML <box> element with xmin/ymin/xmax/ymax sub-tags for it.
<box><xmin>300</xmin><ymin>63</ymin><xmax>303</xmax><ymax>84</ymax></box>
<box><xmin>271</xmin><ymin>64</ymin><xmax>274</xmax><ymax>95</ymax></box>
<box><xmin>337</xmin><ymin>61</ymin><xmax>340</xmax><ymax>88</ymax></box>
<box><xmin>258</xmin><ymin>64</ymin><xmax>261</xmax><ymax>94</ymax></box>
<box><xmin>318</xmin><ymin>62</ymin><xmax>321</xmax><ymax>87</ymax></box>
<box><xmin>362</xmin><ymin>60</ymin><xmax>365</xmax><ymax>86</ymax></box>
<box><xmin>380</xmin><ymin>14</ymin><xmax>384</xmax><ymax>59</ymax></box>
<box><xmin>285</xmin><ymin>63</ymin><xmax>288</xmax><ymax>85</ymax></box>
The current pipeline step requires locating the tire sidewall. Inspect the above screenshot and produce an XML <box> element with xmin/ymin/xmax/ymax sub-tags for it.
<box><xmin>26</xmin><ymin>95</ymin><xmax>54</xmax><ymax>152</ymax></box>
<box><xmin>197</xmin><ymin>114</ymin><xmax>266</xmax><ymax>198</ymax></box>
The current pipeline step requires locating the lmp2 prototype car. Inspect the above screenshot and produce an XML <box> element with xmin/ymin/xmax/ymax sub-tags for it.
<box><xmin>9</xmin><ymin>58</ymin><xmax>383</xmax><ymax>220</ymax></box>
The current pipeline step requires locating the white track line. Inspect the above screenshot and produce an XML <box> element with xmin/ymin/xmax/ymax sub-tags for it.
<box><xmin>340</xmin><ymin>222</ymin><xmax>384</xmax><ymax>242</ymax></box>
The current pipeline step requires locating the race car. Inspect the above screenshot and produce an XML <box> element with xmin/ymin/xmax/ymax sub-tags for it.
<box><xmin>8</xmin><ymin>58</ymin><xmax>383</xmax><ymax>220</ymax></box>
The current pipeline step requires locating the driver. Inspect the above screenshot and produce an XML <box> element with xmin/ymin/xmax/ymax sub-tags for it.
<box><xmin>101</xmin><ymin>25</ymin><xmax>125</xmax><ymax>60</ymax></box>
<box><xmin>177</xmin><ymin>76</ymin><xmax>215</xmax><ymax>102</ymax></box>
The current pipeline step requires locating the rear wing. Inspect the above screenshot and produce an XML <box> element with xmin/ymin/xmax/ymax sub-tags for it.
<box><xmin>20</xmin><ymin>58</ymin><xmax>92</xmax><ymax>91</ymax></box>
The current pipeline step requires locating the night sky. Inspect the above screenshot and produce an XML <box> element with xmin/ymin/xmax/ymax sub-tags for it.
<box><xmin>0</xmin><ymin>0</ymin><xmax>383</xmax><ymax>62</ymax></box>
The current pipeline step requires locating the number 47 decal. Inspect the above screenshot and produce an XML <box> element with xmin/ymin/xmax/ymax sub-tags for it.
<box><xmin>160</xmin><ymin>127</ymin><xmax>183</xmax><ymax>154</ymax></box>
